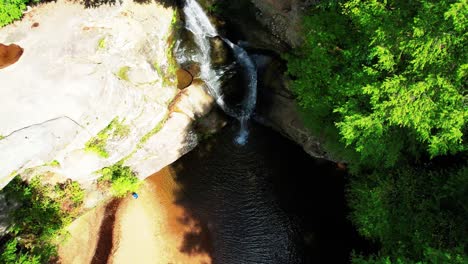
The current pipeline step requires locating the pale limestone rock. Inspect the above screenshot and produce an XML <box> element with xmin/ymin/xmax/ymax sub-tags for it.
<box><xmin>125</xmin><ymin>83</ymin><xmax>215</xmax><ymax>178</ymax></box>
<box><xmin>0</xmin><ymin>0</ymin><xmax>216</xmax><ymax>189</ymax></box>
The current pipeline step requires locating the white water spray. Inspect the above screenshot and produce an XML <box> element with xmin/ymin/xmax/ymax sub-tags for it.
<box><xmin>182</xmin><ymin>0</ymin><xmax>257</xmax><ymax>145</ymax></box>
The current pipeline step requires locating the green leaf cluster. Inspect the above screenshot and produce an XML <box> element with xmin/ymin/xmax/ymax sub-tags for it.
<box><xmin>0</xmin><ymin>176</ymin><xmax>84</xmax><ymax>263</ymax></box>
<box><xmin>287</xmin><ymin>0</ymin><xmax>467</xmax><ymax>169</ymax></box>
<box><xmin>287</xmin><ymin>0</ymin><xmax>468</xmax><ymax>262</ymax></box>
<box><xmin>85</xmin><ymin>117</ymin><xmax>130</xmax><ymax>158</ymax></box>
<box><xmin>99</xmin><ymin>163</ymin><xmax>141</xmax><ymax>198</ymax></box>
<box><xmin>0</xmin><ymin>0</ymin><xmax>40</xmax><ymax>27</ymax></box>
<box><xmin>348</xmin><ymin>162</ymin><xmax>468</xmax><ymax>262</ymax></box>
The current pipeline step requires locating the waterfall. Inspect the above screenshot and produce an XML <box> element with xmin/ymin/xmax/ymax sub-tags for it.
<box><xmin>182</xmin><ymin>0</ymin><xmax>257</xmax><ymax>145</ymax></box>
<box><xmin>223</xmin><ymin>38</ymin><xmax>257</xmax><ymax>145</ymax></box>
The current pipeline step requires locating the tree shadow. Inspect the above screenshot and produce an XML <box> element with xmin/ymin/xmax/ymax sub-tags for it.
<box><xmin>167</xmin><ymin>118</ymin><xmax>374</xmax><ymax>263</ymax></box>
<box><xmin>91</xmin><ymin>198</ymin><xmax>122</xmax><ymax>264</ymax></box>
<box><xmin>177</xmin><ymin>213</ymin><xmax>213</xmax><ymax>256</ymax></box>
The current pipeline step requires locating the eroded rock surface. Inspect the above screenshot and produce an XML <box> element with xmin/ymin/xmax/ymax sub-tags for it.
<box><xmin>0</xmin><ymin>0</ymin><xmax>219</xmax><ymax>189</ymax></box>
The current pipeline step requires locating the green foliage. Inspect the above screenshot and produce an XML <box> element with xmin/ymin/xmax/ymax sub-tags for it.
<box><xmin>206</xmin><ymin>2</ymin><xmax>221</xmax><ymax>14</ymax></box>
<box><xmin>97</xmin><ymin>37</ymin><xmax>106</xmax><ymax>49</ymax></box>
<box><xmin>0</xmin><ymin>0</ymin><xmax>33</xmax><ymax>27</ymax></box>
<box><xmin>85</xmin><ymin>117</ymin><xmax>130</xmax><ymax>158</ymax></box>
<box><xmin>0</xmin><ymin>135</ymin><xmax>5</xmax><ymax>140</ymax></box>
<box><xmin>116</xmin><ymin>66</ymin><xmax>130</xmax><ymax>81</ymax></box>
<box><xmin>352</xmin><ymin>246</ymin><xmax>467</xmax><ymax>264</ymax></box>
<box><xmin>286</xmin><ymin>0</ymin><xmax>467</xmax><ymax>169</ymax></box>
<box><xmin>288</xmin><ymin>1</ymin><xmax>468</xmax><ymax>262</ymax></box>
<box><xmin>348</xmin><ymin>163</ymin><xmax>468</xmax><ymax>262</ymax></box>
<box><xmin>44</xmin><ymin>160</ymin><xmax>60</xmax><ymax>167</ymax></box>
<box><xmin>138</xmin><ymin>115</ymin><xmax>168</xmax><ymax>147</ymax></box>
<box><xmin>0</xmin><ymin>176</ymin><xmax>84</xmax><ymax>263</ymax></box>
<box><xmin>165</xmin><ymin>9</ymin><xmax>179</xmax><ymax>86</ymax></box>
<box><xmin>0</xmin><ymin>239</ymin><xmax>41</xmax><ymax>264</ymax></box>
<box><xmin>99</xmin><ymin>163</ymin><xmax>141</xmax><ymax>197</ymax></box>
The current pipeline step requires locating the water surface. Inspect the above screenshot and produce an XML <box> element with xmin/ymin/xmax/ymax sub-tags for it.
<box><xmin>171</xmin><ymin>122</ymin><xmax>363</xmax><ymax>263</ymax></box>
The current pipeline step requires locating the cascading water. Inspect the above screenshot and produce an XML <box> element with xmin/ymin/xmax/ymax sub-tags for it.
<box><xmin>181</xmin><ymin>0</ymin><xmax>257</xmax><ymax>145</ymax></box>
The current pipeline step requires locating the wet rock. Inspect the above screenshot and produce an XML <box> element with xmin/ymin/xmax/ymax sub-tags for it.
<box><xmin>210</xmin><ymin>36</ymin><xmax>230</xmax><ymax>65</ymax></box>
<box><xmin>0</xmin><ymin>43</ymin><xmax>23</xmax><ymax>69</ymax></box>
<box><xmin>176</xmin><ymin>68</ymin><xmax>193</xmax><ymax>89</ymax></box>
<box><xmin>195</xmin><ymin>108</ymin><xmax>228</xmax><ymax>136</ymax></box>
<box><xmin>255</xmin><ymin>53</ymin><xmax>335</xmax><ymax>161</ymax></box>
<box><xmin>184</xmin><ymin>62</ymin><xmax>201</xmax><ymax>78</ymax></box>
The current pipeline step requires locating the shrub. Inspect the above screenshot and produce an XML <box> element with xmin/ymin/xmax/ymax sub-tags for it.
<box><xmin>348</xmin><ymin>164</ymin><xmax>468</xmax><ymax>262</ymax></box>
<box><xmin>287</xmin><ymin>2</ymin><xmax>467</xmax><ymax>260</ymax></box>
<box><xmin>0</xmin><ymin>0</ymin><xmax>41</xmax><ymax>27</ymax></box>
<box><xmin>99</xmin><ymin>164</ymin><xmax>141</xmax><ymax>197</ymax></box>
<box><xmin>286</xmin><ymin>0</ymin><xmax>467</xmax><ymax>170</ymax></box>
<box><xmin>0</xmin><ymin>176</ymin><xmax>85</xmax><ymax>263</ymax></box>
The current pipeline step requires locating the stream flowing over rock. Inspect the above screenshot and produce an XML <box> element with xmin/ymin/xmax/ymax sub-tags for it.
<box><xmin>205</xmin><ymin>0</ymin><xmax>333</xmax><ymax>160</ymax></box>
<box><xmin>0</xmin><ymin>0</ymin><xmax>219</xmax><ymax>190</ymax></box>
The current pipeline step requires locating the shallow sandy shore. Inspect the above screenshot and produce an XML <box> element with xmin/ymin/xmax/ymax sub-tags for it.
<box><xmin>58</xmin><ymin>167</ymin><xmax>212</xmax><ymax>264</ymax></box>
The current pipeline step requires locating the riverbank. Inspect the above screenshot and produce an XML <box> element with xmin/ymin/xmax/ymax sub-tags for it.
<box><xmin>58</xmin><ymin>167</ymin><xmax>212</xmax><ymax>264</ymax></box>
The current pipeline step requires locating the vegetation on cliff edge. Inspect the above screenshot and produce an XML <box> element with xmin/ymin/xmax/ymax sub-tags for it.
<box><xmin>0</xmin><ymin>176</ymin><xmax>84</xmax><ymax>263</ymax></box>
<box><xmin>98</xmin><ymin>163</ymin><xmax>141</xmax><ymax>198</ymax></box>
<box><xmin>286</xmin><ymin>0</ymin><xmax>467</xmax><ymax>263</ymax></box>
<box><xmin>0</xmin><ymin>0</ymin><xmax>41</xmax><ymax>27</ymax></box>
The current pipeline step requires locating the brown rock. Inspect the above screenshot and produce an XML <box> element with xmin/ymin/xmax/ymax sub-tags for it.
<box><xmin>265</xmin><ymin>0</ymin><xmax>292</xmax><ymax>12</ymax></box>
<box><xmin>184</xmin><ymin>62</ymin><xmax>201</xmax><ymax>78</ymax></box>
<box><xmin>0</xmin><ymin>43</ymin><xmax>24</xmax><ymax>69</ymax></box>
<box><xmin>31</xmin><ymin>22</ymin><xmax>40</xmax><ymax>28</ymax></box>
<box><xmin>210</xmin><ymin>36</ymin><xmax>229</xmax><ymax>65</ymax></box>
<box><xmin>336</xmin><ymin>162</ymin><xmax>347</xmax><ymax>171</ymax></box>
<box><xmin>176</xmin><ymin>68</ymin><xmax>193</xmax><ymax>89</ymax></box>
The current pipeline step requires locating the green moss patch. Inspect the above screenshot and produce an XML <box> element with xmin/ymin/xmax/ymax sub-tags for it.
<box><xmin>85</xmin><ymin>117</ymin><xmax>130</xmax><ymax>158</ymax></box>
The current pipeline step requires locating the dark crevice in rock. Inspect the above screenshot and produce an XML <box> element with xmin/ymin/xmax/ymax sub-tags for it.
<box><xmin>91</xmin><ymin>199</ymin><xmax>122</xmax><ymax>264</ymax></box>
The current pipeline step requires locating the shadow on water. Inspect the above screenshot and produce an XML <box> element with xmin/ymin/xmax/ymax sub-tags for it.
<box><xmin>177</xmin><ymin>213</ymin><xmax>213</xmax><ymax>257</ymax></box>
<box><xmin>91</xmin><ymin>199</ymin><xmax>122</xmax><ymax>264</ymax></box>
<box><xmin>169</xmin><ymin>121</ymin><xmax>370</xmax><ymax>263</ymax></box>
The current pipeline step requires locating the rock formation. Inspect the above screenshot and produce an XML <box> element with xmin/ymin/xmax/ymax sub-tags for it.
<box><xmin>0</xmin><ymin>43</ymin><xmax>23</xmax><ymax>69</ymax></box>
<box><xmin>0</xmin><ymin>0</ymin><xmax>221</xmax><ymax>190</ymax></box>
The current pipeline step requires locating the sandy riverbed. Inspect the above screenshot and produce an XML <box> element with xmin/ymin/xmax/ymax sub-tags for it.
<box><xmin>58</xmin><ymin>167</ymin><xmax>212</xmax><ymax>264</ymax></box>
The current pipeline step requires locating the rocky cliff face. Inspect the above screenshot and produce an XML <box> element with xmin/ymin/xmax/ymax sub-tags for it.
<box><xmin>254</xmin><ymin>54</ymin><xmax>330</xmax><ymax>160</ymax></box>
<box><xmin>213</xmin><ymin>0</ymin><xmax>331</xmax><ymax>160</ymax></box>
<box><xmin>249</xmin><ymin>0</ymin><xmax>315</xmax><ymax>48</ymax></box>
<box><xmin>210</xmin><ymin>0</ymin><xmax>314</xmax><ymax>51</ymax></box>
<box><xmin>0</xmin><ymin>0</ymin><xmax>221</xmax><ymax>191</ymax></box>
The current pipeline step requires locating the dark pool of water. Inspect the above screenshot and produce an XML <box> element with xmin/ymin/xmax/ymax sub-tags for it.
<box><xmin>171</xmin><ymin>121</ymin><xmax>368</xmax><ymax>264</ymax></box>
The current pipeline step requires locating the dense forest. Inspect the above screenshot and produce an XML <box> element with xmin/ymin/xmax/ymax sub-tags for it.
<box><xmin>286</xmin><ymin>0</ymin><xmax>467</xmax><ymax>263</ymax></box>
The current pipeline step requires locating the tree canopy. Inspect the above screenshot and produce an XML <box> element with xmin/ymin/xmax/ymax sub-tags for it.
<box><xmin>287</xmin><ymin>0</ymin><xmax>468</xmax><ymax>263</ymax></box>
<box><xmin>287</xmin><ymin>0</ymin><xmax>467</xmax><ymax>169</ymax></box>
